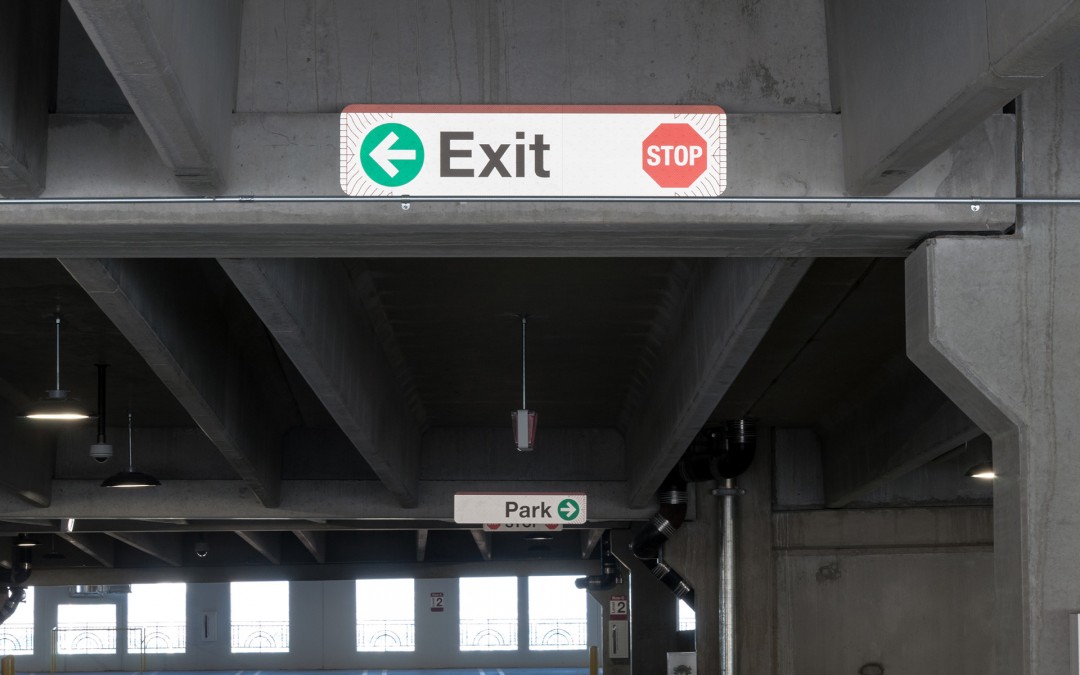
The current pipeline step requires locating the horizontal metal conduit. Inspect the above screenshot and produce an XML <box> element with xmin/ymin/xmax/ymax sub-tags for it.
<box><xmin>0</xmin><ymin>195</ymin><xmax>1079</xmax><ymax>207</ymax></box>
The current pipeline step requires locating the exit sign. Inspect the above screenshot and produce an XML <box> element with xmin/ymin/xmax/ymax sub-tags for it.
<box><xmin>340</xmin><ymin>105</ymin><xmax>726</xmax><ymax>197</ymax></box>
<box><xmin>454</xmin><ymin>492</ymin><xmax>587</xmax><ymax>525</ymax></box>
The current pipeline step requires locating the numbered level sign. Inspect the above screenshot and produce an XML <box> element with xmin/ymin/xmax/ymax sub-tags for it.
<box><xmin>430</xmin><ymin>592</ymin><xmax>444</xmax><ymax>613</ymax></box>
<box><xmin>610</xmin><ymin>595</ymin><xmax>628</xmax><ymax>620</ymax></box>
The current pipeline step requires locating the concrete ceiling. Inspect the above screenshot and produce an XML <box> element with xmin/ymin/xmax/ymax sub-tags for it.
<box><xmin>5</xmin><ymin>0</ymin><xmax>1072</xmax><ymax>583</ymax></box>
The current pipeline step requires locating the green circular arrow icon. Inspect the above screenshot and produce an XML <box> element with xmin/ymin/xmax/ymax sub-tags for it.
<box><xmin>558</xmin><ymin>498</ymin><xmax>580</xmax><ymax>522</ymax></box>
<box><xmin>359</xmin><ymin>123</ymin><xmax>425</xmax><ymax>187</ymax></box>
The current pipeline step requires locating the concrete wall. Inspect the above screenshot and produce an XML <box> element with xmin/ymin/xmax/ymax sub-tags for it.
<box><xmin>8</xmin><ymin>577</ymin><xmax>600</xmax><ymax>671</ymax></box>
<box><xmin>776</xmin><ymin>552</ymin><xmax>994</xmax><ymax>675</ymax></box>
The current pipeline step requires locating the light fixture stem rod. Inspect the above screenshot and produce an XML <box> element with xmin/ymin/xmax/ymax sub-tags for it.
<box><xmin>521</xmin><ymin>314</ymin><xmax>527</xmax><ymax>409</ymax></box>
<box><xmin>127</xmin><ymin>411</ymin><xmax>134</xmax><ymax>471</ymax></box>
<box><xmin>96</xmin><ymin>363</ymin><xmax>108</xmax><ymax>442</ymax></box>
<box><xmin>54</xmin><ymin>313</ymin><xmax>61</xmax><ymax>391</ymax></box>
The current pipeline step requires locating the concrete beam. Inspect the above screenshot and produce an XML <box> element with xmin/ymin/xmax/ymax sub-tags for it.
<box><xmin>219</xmin><ymin>259</ymin><xmax>421</xmax><ymax>507</ymax></box>
<box><xmin>0</xmin><ymin>1</ymin><xmax>59</xmax><ymax>198</ymax></box>
<box><xmin>60</xmin><ymin>259</ymin><xmax>283</xmax><ymax>507</ymax></box>
<box><xmin>625</xmin><ymin>258</ymin><xmax>811</xmax><ymax>507</ymax></box>
<box><xmin>27</xmin><ymin>557</ymin><xmax>594</xmax><ymax>587</ymax></box>
<box><xmin>0</xmin><ymin>480</ymin><xmax>655</xmax><ymax>522</ymax></box>
<box><xmin>58</xmin><ymin>532</ymin><xmax>114</xmax><ymax>567</ymax></box>
<box><xmin>235</xmin><ymin>531</ymin><xmax>281</xmax><ymax>565</ymax></box>
<box><xmin>421</xmin><ymin>427</ymin><xmax>624</xmax><ymax>481</ymax></box>
<box><xmin>106</xmin><ymin>531</ymin><xmax>183</xmax><ymax>566</ymax></box>
<box><xmin>820</xmin><ymin>355</ymin><xmax>984</xmax><ymax>507</ymax></box>
<box><xmin>773</xmin><ymin>506</ymin><xmax>993</xmax><ymax>552</ymax></box>
<box><xmin>68</xmin><ymin>0</ymin><xmax>242</xmax><ymax>191</ymax></box>
<box><xmin>827</xmin><ymin>0</ymin><xmax>1080</xmax><ymax>194</ymax></box>
<box><xmin>292</xmin><ymin>530</ymin><xmax>325</xmax><ymax>564</ymax></box>
<box><xmin>470</xmin><ymin>530</ymin><xmax>493</xmax><ymax>562</ymax></box>
<box><xmin>580</xmin><ymin>529</ymin><xmax>604</xmax><ymax>560</ymax></box>
<box><xmin>0</xmin><ymin>112</ymin><xmax>1016</xmax><ymax>257</ymax></box>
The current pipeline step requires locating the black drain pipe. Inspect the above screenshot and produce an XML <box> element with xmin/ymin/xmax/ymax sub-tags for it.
<box><xmin>575</xmin><ymin>530</ymin><xmax>621</xmax><ymax>591</ymax></box>
<box><xmin>1</xmin><ymin>544</ymin><xmax>32</xmax><ymax>626</ymax></box>
<box><xmin>630</xmin><ymin>420</ymin><xmax>756</xmax><ymax>611</ymax></box>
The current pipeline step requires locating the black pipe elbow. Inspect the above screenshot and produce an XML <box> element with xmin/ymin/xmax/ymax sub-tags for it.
<box><xmin>575</xmin><ymin>531</ymin><xmax>621</xmax><ymax>591</ymax></box>
<box><xmin>0</xmin><ymin>586</ymin><xmax>26</xmax><ymax>626</ymax></box>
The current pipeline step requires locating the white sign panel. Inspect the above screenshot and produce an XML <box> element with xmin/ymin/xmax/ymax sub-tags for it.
<box><xmin>454</xmin><ymin>492</ymin><xmax>587</xmax><ymax>525</ymax></box>
<box><xmin>340</xmin><ymin>105</ymin><xmax>726</xmax><ymax>197</ymax></box>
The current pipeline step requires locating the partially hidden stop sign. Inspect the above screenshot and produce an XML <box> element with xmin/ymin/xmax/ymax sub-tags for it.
<box><xmin>340</xmin><ymin>105</ymin><xmax>726</xmax><ymax>197</ymax></box>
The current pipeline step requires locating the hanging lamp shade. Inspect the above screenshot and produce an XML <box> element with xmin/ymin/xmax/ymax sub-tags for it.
<box><xmin>14</xmin><ymin>533</ymin><xmax>38</xmax><ymax>548</ymax></box>
<box><xmin>23</xmin><ymin>311</ymin><xmax>92</xmax><ymax>421</ymax></box>
<box><xmin>964</xmin><ymin>462</ymin><xmax>996</xmax><ymax>479</ymax></box>
<box><xmin>102</xmin><ymin>412</ymin><xmax>160</xmax><ymax>488</ymax></box>
<box><xmin>24</xmin><ymin>389</ymin><xmax>92</xmax><ymax>420</ymax></box>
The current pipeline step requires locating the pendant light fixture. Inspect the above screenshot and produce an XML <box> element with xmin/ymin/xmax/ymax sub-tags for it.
<box><xmin>511</xmin><ymin>314</ymin><xmax>538</xmax><ymax>451</ymax></box>
<box><xmin>101</xmin><ymin>411</ymin><xmax>161</xmax><ymax>488</ymax></box>
<box><xmin>23</xmin><ymin>309</ymin><xmax>92</xmax><ymax>421</ymax></box>
<box><xmin>14</xmin><ymin>533</ymin><xmax>38</xmax><ymax>548</ymax></box>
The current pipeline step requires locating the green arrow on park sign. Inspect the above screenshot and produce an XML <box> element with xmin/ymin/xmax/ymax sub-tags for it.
<box><xmin>558</xmin><ymin>498</ymin><xmax>581</xmax><ymax>522</ymax></box>
<box><xmin>359</xmin><ymin>123</ymin><xmax>425</xmax><ymax>187</ymax></box>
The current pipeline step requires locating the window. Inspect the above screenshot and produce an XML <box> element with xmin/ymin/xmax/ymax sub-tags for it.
<box><xmin>528</xmin><ymin>575</ymin><xmax>587</xmax><ymax>650</ymax></box>
<box><xmin>230</xmin><ymin>581</ymin><xmax>289</xmax><ymax>653</ymax></box>
<box><xmin>0</xmin><ymin>586</ymin><xmax>33</xmax><ymax>654</ymax></box>
<box><xmin>459</xmin><ymin>577</ymin><xmax>517</xmax><ymax>651</ymax></box>
<box><xmin>355</xmin><ymin>579</ymin><xmax>414</xmax><ymax>652</ymax></box>
<box><xmin>678</xmin><ymin>598</ymin><xmax>695</xmax><ymax>631</ymax></box>
<box><xmin>56</xmin><ymin>603</ymin><xmax>117</xmax><ymax>654</ymax></box>
<box><xmin>128</xmin><ymin>583</ymin><xmax>186</xmax><ymax>653</ymax></box>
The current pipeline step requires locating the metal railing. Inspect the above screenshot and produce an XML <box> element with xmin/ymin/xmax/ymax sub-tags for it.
<box><xmin>51</xmin><ymin>626</ymin><xmax>146</xmax><ymax>674</ymax></box>
<box><xmin>0</xmin><ymin>622</ymin><xmax>34</xmax><ymax>654</ymax></box>
<box><xmin>356</xmin><ymin>619</ymin><xmax>415</xmax><ymax>652</ymax></box>
<box><xmin>528</xmin><ymin>619</ymin><xmax>588</xmax><ymax>650</ymax></box>
<box><xmin>53</xmin><ymin>623</ymin><xmax>117</xmax><ymax>654</ymax></box>
<box><xmin>230</xmin><ymin>620</ymin><xmax>289</xmax><ymax>653</ymax></box>
<box><xmin>128</xmin><ymin>621</ymin><xmax>186</xmax><ymax>653</ymax></box>
<box><xmin>459</xmin><ymin>618</ymin><xmax>518</xmax><ymax>651</ymax></box>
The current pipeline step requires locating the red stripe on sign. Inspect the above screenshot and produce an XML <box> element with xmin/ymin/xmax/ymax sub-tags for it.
<box><xmin>342</xmin><ymin>104</ymin><xmax>725</xmax><ymax>115</ymax></box>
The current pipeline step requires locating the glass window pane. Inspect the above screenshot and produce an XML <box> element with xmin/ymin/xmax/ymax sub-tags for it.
<box><xmin>459</xmin><ymin>577</ymin><xmax>517</xmax><ymax>651</ymax></box>
<box><xmin>678</xmin><ymin>598</ymin><xmax>696</xmax><ymax>631</ymax></box>
<box><xmin>57</xmin><ymin>603</ymin><xmax>117</xmax><ymax>654</ymax></box>
<box><xmin>528</xmin><ymin>575</ymin><xmax>587</xmax><ymax>650</ymax></box>
<box><xmin>230</xmin><ymin>581</ymin><xmax>289</xmax><ymax>653</ymax></box>
<box><xmin>128</xmin><ymin>583</ymin><xmax>186</xmax><ymax>654</ymax></box>
<box><xmin>0</xmin><ymin>587</ymin><xmax>34</xmax><ymax>655</ymax></box>
<box><xmin>355</xmin><ymin>579</ymin><xmax>415</xmax><ymax>652</ymax></box>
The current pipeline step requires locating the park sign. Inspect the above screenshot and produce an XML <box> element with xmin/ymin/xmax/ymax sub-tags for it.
<box><xmin>340</xmin><ymin>105</ymin><xmax>726</xmax><ymax>197</ymax></box>
<box><xmin>454</xmin><ymin>492</ymin><xmax>587</xmax><ymax>526</ymax></box>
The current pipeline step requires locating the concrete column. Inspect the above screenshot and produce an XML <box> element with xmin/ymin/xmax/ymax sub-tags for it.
<box><xmin>906</xmin><ymin>55</ymin><xmax>1080</xmax><ymax>675</ymax></box>
<box><xmin>0</xmin><ymin>0</ymin><xmax>58</xmax><ymax>198</ymax></box>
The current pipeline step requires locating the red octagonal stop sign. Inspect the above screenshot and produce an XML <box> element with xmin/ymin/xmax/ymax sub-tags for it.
<box><xmin>642</xmin><ymin>123</ymin><xmax>709</xmax><ymax>188</ymax></box>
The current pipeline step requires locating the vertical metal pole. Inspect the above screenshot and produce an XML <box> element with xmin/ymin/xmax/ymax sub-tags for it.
<box><xmin>721</xmin><ymin>477</ymin><xmax>736</xmax><ymax>675</ymax></box>
<box><xmin>520</xmin><ymin>314</ymin><xmax>527</xmax><ymax>409</ymax></box>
